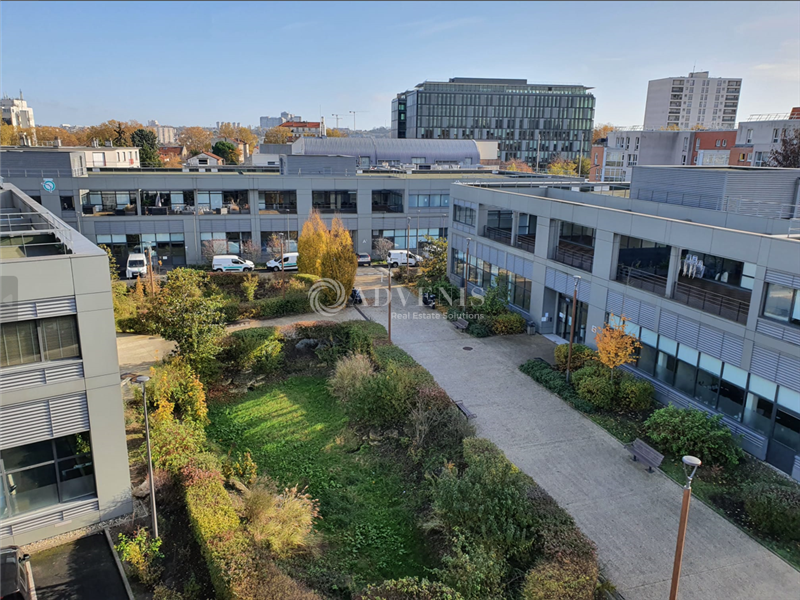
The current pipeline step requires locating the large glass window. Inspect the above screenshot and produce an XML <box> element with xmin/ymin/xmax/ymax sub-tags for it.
<box><xmin>695</xmin><ymin>354</ymin><xmax>722</xmax><ymax>408</ymax></box>
<box><xmin>312</xmin><ymin>191</ymin><xmax>357</xmax><ymax>213</ymax></box>
<box><xmin>258</xmin><ymin>191</ymin><xmax>297</xmax><ymax>214</ymax></box>
<box><xmin>453</xmin><ymin>204</ymin><xmax>476</xmax><ymax>226</ymax></box>
<box><xmin>655</xmin><ymin>336</ymin><xmax>678</xmax><ymax>385</ymax></box>
<box><xmin>196</xmin><ymin>191</ymin><xmax>223</xmax><ymax>214</ymax></box>
<box><xmin>372</xmin><ymin>190</ymin><xmax>404</xmax><ymax>213</ymax></box>
<box><xmin>743</xmin><ymin>375</ymin><xmax>776</xmax><ymax>435</ymax></box>
<box><xmin>559</xmin><ymin>222</ymin><xmax>594</xmax><ymax>248</ymax></box>
<box><xmin>0</xmin><ymin>433</ymin><xmax>96</xmax><ymax>520</ymax></box>
<box><xmin>763</xmin><ymin>283</ymin><xmax>800</xmax><ymax>326</ymax></box>
<box><xmin>718</xmin><ymin>363</ymin><xmax>747</xmax><ymax>420</ymax></box>
<box><xmin>1</xmin><ymin>316</ymin><xmax>80</xmax><ymax>368</ymax></box>
<box><xmin>674</xmin><ymin>345</ymin><xmax>699</xmax><ymax>397</ymax></box>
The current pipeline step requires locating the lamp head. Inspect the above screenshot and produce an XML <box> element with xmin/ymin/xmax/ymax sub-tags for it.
<box><xmin>682</xmin><ymin>455</ymin><xmax>701</xmax><ymax>482</ymax></box>
<box><xmin>136</xmin><ymin>375</ymin><xmax>150</xmax><ymax>384</ymax></box>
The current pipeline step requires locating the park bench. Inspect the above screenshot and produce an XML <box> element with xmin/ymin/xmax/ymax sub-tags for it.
<box><xmin>626</xmin><ymin>438</ymin><xmax>664</xmax><ymax>473</ymax></box>
<box><xmin>453</xmin><ymin>318</ymin><xmax>469</xmax><ymax>331</ymax></box>
<box><xmin>454</xmin><ymin>401</ymin><xmax>477</xmax><ymax>420</ymax></box>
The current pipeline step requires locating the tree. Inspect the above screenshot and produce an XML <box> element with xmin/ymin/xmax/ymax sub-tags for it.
<box><xmin>236</xmin><ymin>126</ymin><xmax>259</xmax><ymax>152</ymax></box>
<box><xmin>78</xmin><ymin>120</ymin><xmax>142</xmax><ymax>146</ymax></box>
<box><xmin>35</xmin><ymin>126</ymin><xmax>80</xmax><ymax>146</ymax></box>
<box><xmin>594</xmin><ymin>314</ymin><xmax>641</xmax><ymax>381</ymax></box>
<box><xmin>503</xmin><ymin>159</ymin><xmax>533</xmax><ymax>172</ymax></box>
<box><xmin>239</xmin><ymin>239</ymin><xmax>262</xmax><ymax>264</ymax></box>
<box><xmin>297</xmin><ymin>210</ymin><xmax>327</xmax><ymax>276</ymax></box>
<box><xmin>263</xmin><ymin>126</ymin><xmax>292</xmax><ymax>145</ymax></box>
<box><xmin>150</xmin><ymin>269</ymin><xmax>226</xmax><ymax>370</ymax></box>
<box><xmin>131</xmin><ymin>128</ymin><xmax>163</xmax><ymax>167</ymax></box>
<box><xmin>690</xmin><ymin>124</ymin><xmax>706</xmax><ymax>131</ymax></box>
<box><xmin>211</xmin><ymin>140</ymin><xmax>239</xmax><ymax>165</ymax></box>
<box><xmin>162</xmin><ymin>152</ymin><xmax>184</xmax><ymax>168</ymax></box>
<box><xmin>547</xmin><ymin>155</ymin><xmax>591</xmax><ymax>177</ymax></box>
<box><xmin>98</xmin><ymin>244</ymin><xmax>119</xmax><ymax>281</ymax></box>
<box><xmin>574</xmin><ymin>156</ymin><xmax>592</xmax><ymax>178</ymax></box>
<box><xmin>113</xmin><ymin>122</ymin><xmax>128</xmax><ymax>146</ymax></box>
<box><xmin>326</xmin><ymin>128</ymin><xmax>347</xmax><ymax>138</ymax></box>
<box><xmin>769</xmin><ymin>127</ymin><xmax>800</xmax><ymax>168</ymax></box>
<box><xmin>217</xmin><ymin>122</ymin><xmax>237</xmax><ymax>140</ymax></box>
<box><xmin>201</xmin><ymin>239</ymin><xmax>227</xmax><ymax>263</ymax></box>
<box><xmin>419</xmin><ymin>235</ymin><xmax>447</xmax><ymax>281</ymax></box>
<box><xmin>1</xmin><ymin>122</ymin><xmax>17</xmax><ymax>146</ymax></box>
<box><xmin>592</xmin><ymin>123</ymin><xmax>617</xmax><ymax>143</ymax></box>
<box><xmin>178</xmin><ymin>126</ymin><xmax>213</xmax><ymax>156</ymax></box>
<box><xmin>319</xmin><ymin>218</ymin><xmax>357</xmax><ymax>306</ymax></box>
<box><xmin>372</xmin><ymin>237</ymin><xmax>393</xmax><ymax>262</ymax></box>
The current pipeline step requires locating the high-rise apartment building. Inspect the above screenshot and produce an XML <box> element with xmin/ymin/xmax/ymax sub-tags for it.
<box><xmin>391</xmin><ymin>78</ymin><xmax>595</xmax><ymax>166</ymax></box>
<box><xmin>1</xmin><ymin>92</ymin><xmax>35</xmax><ymax>130</ymax></box>
<box><xmin>155</xmin><ymin>125</ymin><xmax>176</xmax><ymax>145</ymax></box>
<box><xmin>643</xmin><ymin>71</ymin><xmax>741</xmax><ymax>130</ymax></box>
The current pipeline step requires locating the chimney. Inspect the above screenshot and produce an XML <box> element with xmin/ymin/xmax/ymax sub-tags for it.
<box><xmin>105</xmin><ymin>140</ymin><xmax>113</xmax><ymax>147</ymax></box>
<box><xmin>92</xmin><ymin>138</ymin><xmax>99</xmax><ymax>147</ymax></box>
<box><xmin>54</xmin><ymin>137</ymin><xmax>62</xmax><ymax>147</ymax></box>
<box><xmin>320</xmin><ymin>116</ymin><xmax>327</xmax><ymax>137</ymax></box>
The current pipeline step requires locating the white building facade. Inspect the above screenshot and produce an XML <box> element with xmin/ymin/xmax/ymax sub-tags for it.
<box><xmin>643</xmin><ymin>72</ymin><xmax>741</xmax><ymax>131</ymax></box>
<box><xmin>1</xmin><ymin>92</ymin><xmax>35</xmax><ymax>129</ymax></box>
<box><xmin>735</xmin><ymin>113</ymin><xmax>800</xmax><ymax>167</ymax></box>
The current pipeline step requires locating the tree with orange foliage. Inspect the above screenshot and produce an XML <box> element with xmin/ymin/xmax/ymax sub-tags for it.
<box><xmin>594</xmin><ymin>313</ymin><xmax>641</xmax><ymax>381</ymax></box>
<box><xmin>503</xmin><ymin>159</ymin><xmax>533</xmax><ymax>173</ymax></box>
<box><xmin>297</xmin><ymin>210</ymin><xmax>327</xmax><ymax>277</ymax></box>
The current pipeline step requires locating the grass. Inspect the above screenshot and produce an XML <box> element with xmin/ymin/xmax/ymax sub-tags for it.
<box><xmin>206</xmin><ymin>376</ymin><xmax>434</xmax><ymax>595</ymax></box>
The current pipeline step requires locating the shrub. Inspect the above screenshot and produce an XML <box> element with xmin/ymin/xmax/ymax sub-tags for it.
<box><xmin>220</xmin><ymin>300</ymin><xmax>241</xmax><ymax>323</ymax></box>
<box><xmin>313</xmin><ymin>321</ymin><xmax>377</xmax><ymax>364</ymax></box>
<box><xmin>256</xmin><ymin>293</ymin><xmax>311</xmax><ymax>319</ymax></box>
<box><xmin>146</xmin><ymin>358</ymin><xmax>209</xmax><ymax>424</ymax></box>
<box><xmin>222</xmin><ymin>450</ymin><xmax>259</xmax><ymax>486</ymax></box>
<box><xmin>743</xmin><ymin>483</ymin><xmax>800</xmax><ymax>541</ymax></box>
<box><xmin>328</xmin><ymin>353</ymin><xmax>374</xmax><ymax>404</ymax></box>
<box><xmin>521</xmin><ymin>556</ymin><xmax>598</xmax><ymax>600</ymax></box>
<box><xmin>373</xmin><ymin>344</ymin><xmax>418</xmax><ymax>369</ymax></box>
<box><xmin>115</xmin><ymin>528</ymin><xmax>163</xmax><ymax>586</ymax></box>
<box><xmin>438</xmin><ymin>533</ymin><xmax>506</xmax><ymax>600</ymax></box>
<box><xmin>553</xmin><ymin>344</ymin><xmax>595</xmax><ymax>372</ymax></box>
<box><xmin>149</xmin><ymin>417</ymin><xmax>208</xmax><ymax>474</ymax></box>
<box><xmin>228</xmin><ymin>327</ymin><xmax>284</xmax><ymax>375</ymax></box>
<box><xmin>293</xmin><ymin>273</ymin><xmax>320</xmax><ymax>286</ymax></box>
<box><xmin>153</xmin><ymin>585</ymin><xmax>184</xmax><ymax>600</ymax></box>
<box><xmin>245</xmin><ymin>478</ymin><xmax>320</xmax><ymax>558</ymax></box>
<box><xmin>519</xmin><ymin>361</ymin><xmax>595</xmax><ymax>414</ymax></box>
<box><xmin>617</xmin><ymin>376</ymin><xmax>654</xmax><ymax>411</ymax></box>
<box><xmin>467</xmin><ymin>319</ymin><xmax>493</xmax><ymax>338</ymax></box>
<box><xmin>348</xmin><ymin>363</ymin><xmax>420</xmax><ymax>426</ymax></box>
<box><xmin>357</xmin><ymin>577</ymin><xmax>463</xmax><ymax>600</ymax></box>
<box><xmin>492</xmin><ymin>312</ymin><xmax>526</xmax><ymax>335</ymax></box>
<box><xmin>241</xmin><ymin>274</ymin><xmax>259</xmax><ymax>302</ymax></box>
<box><xmin>644</xmin><ymin>405</ymin><xmax>744</xmax><ymax>467</ymax></box>
<box><xmin>407</xmin><ymin>385</ymin><xmax>455</xmax><ymax>451</ymax></box>
<box><xmin>575</xmin><ymin>375</ymin><xmax>615</xmax><ymax>410</ymax></box>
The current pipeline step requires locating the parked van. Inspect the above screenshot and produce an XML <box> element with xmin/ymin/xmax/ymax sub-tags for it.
<box><xmin>266</xmin><ymin>252</ymin><xmax>299</xmax><ymax>272</ymax></box>
<box><xmin>126</xmin><ymin>253</ymin><xmax>148</xmax><ymax>279</ymax></box>
<box><xmin>212</xmin><ymin>255</ymin><xmax>255</xmax><ymax>272</ymax></box>
<box><xmin>388</xmin><ymin>250</ymin><xmax>422</xmax><ymax>268</ymax></box>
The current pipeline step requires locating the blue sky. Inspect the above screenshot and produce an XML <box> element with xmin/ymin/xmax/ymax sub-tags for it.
<box><xmin>2</xmin><ymin>1</ymin><xmax>798</xmax><ymax>129</ymax></box>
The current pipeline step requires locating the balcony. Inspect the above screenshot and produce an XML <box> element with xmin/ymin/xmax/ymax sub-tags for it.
<box><xmin>372</xmin><ymin>204</ymin><xmax>404</xmax><ymax>214</ymax></box>
<box><xmin>515</xmin><ymin>234</ymin><xmax>536</xmax><ymax>254</ymax></box>
<box><xmin>483</xmin><ymin>226</ymin><xmax>513</xmax><ymax>246</ymax></box>
<box><xmin>672</xmin><ymin>280</ymin><xmax>750</xmax><ymax>325</ymax></box>
<box><xmin>259</xmin><ymin>204</ymin><xmax>297</xmax><ymax>215</ymax></box>
<box><xmin>616</xmin><ymin>264</ymin><xmax>667</xmax><ymax>296</ymax></box>
<box><xmin>81</xmin><ymin>204</ymin><xmax>138</xmax><ymax>217</ymax></box>
<box><xmin>554</xmin><ymin>242</ymin><xmax>593</xmax><ymax>272</ymax></box>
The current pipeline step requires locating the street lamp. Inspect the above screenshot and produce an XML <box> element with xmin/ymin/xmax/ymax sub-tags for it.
<box><xmin>387</xmin><ymin>266</ymin><xmax>392</xmax><ymax>343</ymax></box>
<box><xmin>669</xmin><ymin>455</ymin><xmax>701</xmax><ymax>600</ymax></box>
<box><xmin>565</xmin><ymin>275</ymin><xmax>581</xmax><ymax>383</ymax></box>
<box><xmin>278</xmin><ymin>232</ymin><xmax>285</xmax><ymax>298</ymax></box>
<box><xmin>463</xmin><ymin>237</ymin><xmax>472</xmax><ymax>306</ymax></box>
<box><xmin>136</xmin><ymin>375</ymin><xmax>158</xmax><ymax>539</ymax></box>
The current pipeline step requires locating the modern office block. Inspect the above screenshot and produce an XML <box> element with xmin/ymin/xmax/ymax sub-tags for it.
<box><xmin>447</xmin><ymin>166</ymin><xmax>800</xmax><ymax>479</ymax></box>
<box><xmin>0</xmin><ymin>183</ymin><xmax>132</xmax><ymax>545</ymax></box>
<box><xmin>391</xmin><ymin>77</ymin><xmax>595</xmax><ymax>166</ymax></box>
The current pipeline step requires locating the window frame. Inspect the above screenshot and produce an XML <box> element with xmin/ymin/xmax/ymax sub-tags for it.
<box><xmin>1</xmin><ymin>316</ymin><xmax>82</xmax><ymax>369</ymax></box>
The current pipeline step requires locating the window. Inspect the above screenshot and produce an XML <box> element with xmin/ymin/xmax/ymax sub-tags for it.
<box><xmin>763</xmin><ymin>283</ymin><xmax>800</xmax><ymax>326</ymax></box>
<box><xmin>718</xmin><ymin>363</ymin><xmax>747</xmax><ymax>420</ymax></box>
<box><xmin>715</xmin><ymin>139</ymin><xmax>721</xmax><ymax>147</ymax></box>
<box><xmin>722</xmin><ymin>139</ymin><xmax>727</xmax><ymax>147</ymax></box>
<box><xmin>746</xmin><ymin>129</ymin><xmax>753</xmax><ymax>143</ymax></box>
<box><xmin>1</xmin><ymin>316</ymin><xmax>80</xmax><ymax>368</ymax></box>
<box><xmin>0</xmin><ymin>433</ymin><xmax>96</xmax><ymax>520</ymax></box>
<box><xmin>60</xmin><ymin>196</ymin><xmax>75</xmax><ymax>211</ymax></box>
<box><xmin>744</xmin><ymin>375</ymin><xmax>776</xmax><ymax>435</ymax></box>
<box><xmin>258</xmin><ymin>191</ymin><xmax>297</xmax><ymax>213</ymax></box>
<box><xmin>312</xmin><ymin>191</ymin><xmax>357</xmax><ymax>213</ymax></box>
<box><xmin>453</xmin><ymin>204</ymin><xmax>476</xmax><ymax>226</ymax></box>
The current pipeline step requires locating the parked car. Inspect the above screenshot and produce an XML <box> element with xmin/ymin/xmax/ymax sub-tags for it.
<box><xmin>125</xmin><ymin>253</ymin><xmax>148</xmax><ymax>279</ymax></box>
<box><xmin>356</xmin><ymin>253</ymin><xmax>372</xmax><ymax>267</ymax></box>
<box><xmin>266</xmin><ymin>252</ymin><xmax>299</xmax><ymax>272</ymax></box>
<box><xmin>388</xmin><ymin>250</ymin><xmax>422</xmax><ymax>268</ymax></box>
<box><xmin>1</xmin><ymin>547</ymin><xmax>31</xmax><ymax>600</ymax></box>
<box><xmin>212</xmin><ymin>255</ymin><xmax>254</xmax><ymax>272</ymax></box>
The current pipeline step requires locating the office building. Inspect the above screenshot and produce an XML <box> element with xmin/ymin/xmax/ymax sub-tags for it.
<box><xmin>643</xmin><ymin>71</ymin><xmax>741</xmax><ymax>130</ymax></box>
<box><xmin>155</xmin><ymin>125</ymin><xmax>177</xmax><ymax>145</ymax></box>
<box><xmin>733</xmin><ymin>110</ymin><xmax>800</xmax><ymax>167</ymax></box>
<box><xmin>447</xmin><ymin>166</ymin><xmax>800</xmax><ymax>479</ymax></box>
<box><xmin>391</xmin><ymin>77</ymin><xmax>595</xmax><ymax>166</ymax></box>
<box><xmin>1</xmin><ymin>92</ymin><xmax>35</xmax><ymax>130</ymax></box>
<box><xmin>0</xmin><ymin>183</ymin><xmax>132</xmax><ymax>545</ymax></box>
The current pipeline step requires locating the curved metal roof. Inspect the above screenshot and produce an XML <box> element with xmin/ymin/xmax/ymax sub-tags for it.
<box><xmin>292</xmin><ymin>138</ymin><xmax>481</xmax><ymax>164</ymax></box>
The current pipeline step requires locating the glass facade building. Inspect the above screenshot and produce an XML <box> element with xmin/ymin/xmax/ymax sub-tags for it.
<box><xmin>391</xmin><ymin>77</ymin><xmax>595</xmax><ymax>165</ymax></box>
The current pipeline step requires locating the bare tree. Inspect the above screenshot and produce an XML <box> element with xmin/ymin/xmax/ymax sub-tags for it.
<box><xmin>239</xmin><ymin>239</ymin><xmax>261</xmax><ymax>264</ymax></box>
<box><xmin>201</xmin><ymin>239</ymin><xmax>227</xmax><ymax>264</ymax></box>
<box><xmin>373</xmin><ymin>237</ymin><xmax>393</xmax><ymax>262</ymax></box>
<box><xmin>769</xmin><ymin>127</ymin><xmax>800</xmax><ymax>168</ymax></box>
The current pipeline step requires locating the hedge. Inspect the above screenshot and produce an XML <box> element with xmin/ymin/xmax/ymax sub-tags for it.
<box><xmin>519</xmin><ymin>360</ymin><xmax>595</xmax><ymax>413</ymax></box>
<box><xmin>228</xmin><ymin>327</ymin><xmax>284</xmax><ymax>375</ymax></box>
<box><xmin>743</xmin><ymin>483</ymin><xmax>800</xmax><ymax>541</ymax></box>
<box><xmin>255</xmin><ymin>293</ymin><xmax>311</xmax><ymax>319</ymax></box>
<box><xmin>357</xmin><ymin>577</ymin><xmax>463</xmax><ymax>599</ymax></box>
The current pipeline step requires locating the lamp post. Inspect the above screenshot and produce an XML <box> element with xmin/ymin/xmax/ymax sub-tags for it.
<box><xmin>463</xmin><ymin>237</ymin><xmax>472</xmax><ymax>307</ymax></box>
<box><xmin>387</xmin><ymin>267</ymin><xmax>392</xmax><ymax>343</ymax></box>
<box><xmin>669</xmin><ymin>455</ymin><xmax>702</xmax><ymax>600</ymax></box>
<box><xmin>136</xmin><ymin>375</ymin><xmax>158</xmax><ymax>539</ymax></box>
<box><xmin>278</xmin><ymin>232</ymin><xmax>285</xmax><ymax>298</ymax></box>
<box><xmin>565</xmin><ymin>275</ymin><xmax>581</xmax><ymax>383</ymax></box>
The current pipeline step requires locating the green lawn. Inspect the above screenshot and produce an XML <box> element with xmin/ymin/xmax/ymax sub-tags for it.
<box><xmin>206</xmin><ymin>376</ymin><xmax>433</xmax><ymax>595</ymax></box>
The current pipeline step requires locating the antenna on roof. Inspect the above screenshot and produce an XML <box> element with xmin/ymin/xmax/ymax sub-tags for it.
<box><xmin>691</xmin><ymin>61</ymin><xmax>696</xmax><ymax>75</ymax></box>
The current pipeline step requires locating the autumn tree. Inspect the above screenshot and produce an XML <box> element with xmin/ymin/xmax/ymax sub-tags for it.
<box><xmin>162</xmin><ymin>152</ymin><xmax>184</xmax><ymax>168</ymax></box>
<box><xmin>263</xmin><ymin>126</ymin><xmax>292</xmax><ymax>145</ymax></box>
<box><xmin>547</xmin><ymin>156</ymin><xmax>591</xmax><ymax>177</ymax></box>
<box><xmin>503</xmin><ymin>159</ymin><xmax>533</xmax><ymax>173</ymax></box>
<box><xmin>769</xmin><ymin>127</ymin><xmax>800</xmax><ymax>168</ymax></box>
<box><xmin>178</xmin><ymin>126</ymin><xmax>213</xmax><ymax>156</ymax></box>
<box><xmin>78</xmin><ymin>120</ymin><xmax>142</xmax><ymax>146</ymax></box>
<box><xmin>236</xmin><ymin>126</ymin><xmax>259</xmax><ymax>151</ymax></box>
<box><xmin>98</xmin><ymin>244</ymin><xmax>119</xmax><ymax>281</ymax></box>
<box><xmin>319</xmin><ymin>218</ymin><xmax>357</xmax><ymax>306</ymax></box>
<box><xmin>419</xmin><ymin>235</ymin><xmax>448</xmax><ymax>281</ymax></box>
<box><xmin>217</xmin><ymin>122</ymin><xmax>237</xmax><ymax>140</ymax></box>
<box><xmin>326</xmin><ymin>128</ymin><xmax>347</xmax><ymax>138</ymax></box>
<box><xmin>594</xmin><ymin>314</ymin><xmax>641</xmax><ymax>381</ymax></box>
<box><xmin>211</xmin><ymin>140</ymin><xmax>239</xmax><ymax>165</ymax></box>
<box><xmin>592</xmin><ymin>123</ymin><xmax>617</xmax><ymax>143</ymax></box>
<box><xmin>297</xmin><ymin>210</ymin><xmax>327</xmax><ymax>276</ymax></box>
<box><xmin>35</xmin><ymin>126</ymin><xmax>80</xmax><ymax>146</ymax></box>
<box><xmin>131</xmin><ymin>128</ymin><xmax>163</xmax><ymax>166</ymax></box>
<box><xmin>1</xmin><ymin>122</ymin><xmax>17</xmax><ymax>146</ymax></box>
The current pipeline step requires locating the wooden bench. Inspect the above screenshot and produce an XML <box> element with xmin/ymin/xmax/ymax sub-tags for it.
<box><xmin>453</xmin><ymin>318</ymin><xmax>469</xmax><ymax>331</ymax></box>
<box><xmin>626</xmin><ymin>438</ymin><xmax>664</xmax><ymax>473</ymax></box>
<box><xmin>454</xmin><ymin>401</ymin><xmax>477</xmax><ymax>420</ymax></box>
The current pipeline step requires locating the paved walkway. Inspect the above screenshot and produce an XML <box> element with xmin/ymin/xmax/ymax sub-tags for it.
<box><xmin>353</xmin><ymin>288</ymin><xmax>800</xmax><ymax>600</ymax></box>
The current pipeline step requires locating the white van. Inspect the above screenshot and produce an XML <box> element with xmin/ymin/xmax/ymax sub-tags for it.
<box><xmin>126</xmin><ymin>253</ymin><xmax>148</xmax><ymax>279</ymax></box>
<box><xmin>212</xmin><ymin>255</ymin><xmax>255</xmax><ymax>272</ymax></box>
<box><xmin>388</xmin><ymin>250</ymin><xmax>422</xmax><ymax>268</ymax></box>
<box><xmin>266</xmin><ymin>252</ymin><xmax>299</xmax><ymax>272</ymax></box>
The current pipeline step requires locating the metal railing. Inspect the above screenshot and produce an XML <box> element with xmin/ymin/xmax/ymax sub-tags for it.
<box><xmin>722</xmin><ymin>197</ymin><xmax>799</xmax><ymax>219</ymax></box>
<box><xmin>1</xmin><ymin>167</ymin><xmax>87</xmax><ymax>178</ymax></box>
<box><xmin>616</xmin><ymin>264</ymin><xmax>667</xmax><ymax>296</ymax></box>
<box><xmin>371</xmin><ymin>204</ymin><xmax>404</xmax><ymax>213</ymax></box>
<box><xmin>630</xmin><ymin>187</ymin><xmax>799</xmax><ymax>219</ymax></box>
<box><xmin>515</xmin><ymin>234</ymin><xmax>536</xmax><ymax>253</ymax></box>
<box><xmin>554</xmin><ymin>243</ymin><xmax>594</xmax><ymax>272</ymax></box>
<box><xmin>483</xmin><ymin>226</ymin><xmax>513</xmax><ymax>246</ymax></box>
<box><xmin>673</xmin><ymin>281</ymin><xmax>750</xmax><ymax>324</ymax></box>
